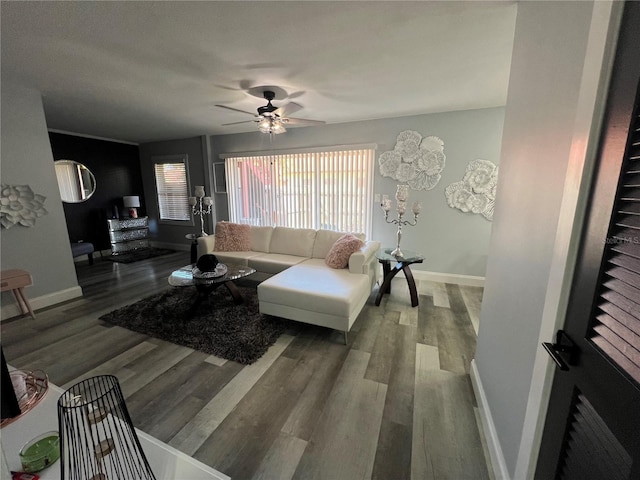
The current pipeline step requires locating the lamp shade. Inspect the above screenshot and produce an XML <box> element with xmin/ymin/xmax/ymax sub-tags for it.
<box><xmin>123</xmin><ymin>196</ymin><xmax>140</xmax><ymax>208</ymax></box>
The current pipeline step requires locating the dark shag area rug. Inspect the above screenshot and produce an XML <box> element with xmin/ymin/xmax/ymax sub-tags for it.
<box><xmin>105</xmin><ymin>248</ymin><xmax>175</xmax><ymax>264</ymax></box>
<box><xmin>99</xmin><ymin>286</ymin><xmax>289</xmax><ymax>364</ymax></box>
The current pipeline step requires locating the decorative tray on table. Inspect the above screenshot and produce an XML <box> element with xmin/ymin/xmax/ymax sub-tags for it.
<box><xmin>192</xmin><ymin>263</ymin><xmax>228</xmax><ymax>279</ymax></box>
<box><xmin>1</xmin><ymin>369</ymin><xmax>49</xmax><ymax>428</ymax></box>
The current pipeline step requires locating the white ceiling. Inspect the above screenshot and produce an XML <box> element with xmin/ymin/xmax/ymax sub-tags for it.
<box><xmin>1</xmin><ymin>1</ymin><xmax>517</xmax><ymax>144</ymax></box>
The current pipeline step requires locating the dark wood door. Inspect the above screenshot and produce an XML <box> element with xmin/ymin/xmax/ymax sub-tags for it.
<box><xmin>535</xmin><ymin>3</ymin><xmax>640</xmax><ymax>479</ymax></box>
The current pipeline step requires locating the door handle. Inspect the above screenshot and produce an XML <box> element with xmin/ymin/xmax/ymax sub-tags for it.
<box><xmin>542</xmin><ymin>330</ymin><xmax>579</xmax><ymax>371</ymax></box>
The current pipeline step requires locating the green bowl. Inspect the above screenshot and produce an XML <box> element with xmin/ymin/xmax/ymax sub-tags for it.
<box><xmin>19</xmin><ymin>431</ymin><xmax>60</xmax><ymax>472</ymax></box>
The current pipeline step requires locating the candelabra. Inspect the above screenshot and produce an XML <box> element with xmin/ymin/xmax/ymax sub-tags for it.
<box><xmin>188</xmin><ymin>186</ymin><xmax>213</xmax><ymax>236</ymax></box>
<box><xmin>381</xmin><ymin>184</ymin><xmax>421</xmax><ymax>259</ymax></box>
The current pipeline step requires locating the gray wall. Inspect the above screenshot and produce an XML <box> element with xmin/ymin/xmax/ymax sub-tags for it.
<box><xmin>0</xmin><ymin>83</ymin><xmax>81</xmax><ymax>317</ymax></box>
<box><xmin>474</xmin><ymin>2</ymin><xmax>599</xmax><ymax>477</ymax></box>
<box><xmin>208</xmin><ymin>107</ymin><xmax>505</xmax><ymax>277</ymax></box>
<box><xmin>139</xmin><ymin>136</ymin><xmax>211</xmax><ymax>249</ymax></box>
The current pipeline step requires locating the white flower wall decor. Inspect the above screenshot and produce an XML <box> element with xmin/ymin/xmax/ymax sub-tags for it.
<box><xmin>0</xmin><ymin>184</ymin><xmax>48</xmax><ymax>229</ymax></box>
<box><xmin>379</xmin><ymin>130</ymin><xmax>446</xmax><ymax>191</ymax></box>
<box><xmin>445</xmin><ymin>159</ymin><xmax>498</xmax><ymax>221</ymax></box>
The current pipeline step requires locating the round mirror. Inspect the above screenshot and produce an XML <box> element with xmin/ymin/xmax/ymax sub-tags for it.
<box><xmin>54</xmin><ymin>160</ymin><xmax>96</xmax><ymax>203</ymax></box>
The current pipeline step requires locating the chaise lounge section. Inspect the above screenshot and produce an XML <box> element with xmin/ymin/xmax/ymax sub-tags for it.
<box><xmin>197</xmin><ymin>223</ymin><xmax>380</xmax><ymax>342</ymax></box>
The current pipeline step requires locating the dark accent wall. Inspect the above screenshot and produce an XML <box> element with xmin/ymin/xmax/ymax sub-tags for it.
<box><xmin>49</xmin><ymin>132</ymin><xmax>143</xmax><ymax>250</ymax></box>
<box><xmin>138</xmin><ymin>136</ymin><xmax>206</xmax><ymax>247</ymax></box>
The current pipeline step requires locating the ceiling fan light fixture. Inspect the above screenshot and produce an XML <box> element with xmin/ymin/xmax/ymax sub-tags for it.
<box><xmin>258</xmin><ymin>117</ymin><xmax>286</xmax><ymax>134</ymax></box>
<box><xmin>217</xmin><ymin>89</ymin><xmax>323</xmax><ymax>134</ymax></box>
<box><xmin>258</xmin><ymin>118</ymin><xmax>271</xmax><ymax>132</ymax></box>
<box><xmin>271</xmin><ymin>120</ymin><xmax>286</xmax><ymax>134</ymax></box>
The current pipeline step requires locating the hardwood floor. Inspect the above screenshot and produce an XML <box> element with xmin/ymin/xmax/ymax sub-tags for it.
<box><xmin>1</xmin><ymin>252</ymin><xmax>492</xmax><ymax>480</ymax></box>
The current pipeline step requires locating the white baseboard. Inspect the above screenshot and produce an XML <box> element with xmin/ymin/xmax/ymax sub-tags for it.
<box><xmin>1</xmin><ymin>285</ymin><xmax>83</xmax><ymax>322</ymax></box>
<box><xmin>412</xmin><ymin>270</ymin><xmax>485</xmax><ymax>287</ymax></box>
<box><xmin>471</xmin><ymin>359</ymin><xmax>510</xmax><ymax>480</ymax></box>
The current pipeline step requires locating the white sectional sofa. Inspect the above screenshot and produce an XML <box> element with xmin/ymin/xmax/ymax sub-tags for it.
<box><xmin>197</xmin><ymin>225</ymin><xmax>380</xmax><ymax>342</ymax></box>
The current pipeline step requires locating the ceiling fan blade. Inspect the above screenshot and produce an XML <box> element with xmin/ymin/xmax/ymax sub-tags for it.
<box><xmin>284</xmin><ymin>117</ymin><xmax>326</xmax><ymax>126</ymax></box>
<box><xmin>215</xmin><ymin>104</ymin><xmax>256</xmax><ymax>116</ymax></box>
<box><xmin>273</xmin><ymin>102</ymin><xmax>303</xmax><ymax>118</ymax></box>
<box><xmin>222</xmin><ymin>120</ymin><xmax>257</xmax><ymax>126</ymax></box>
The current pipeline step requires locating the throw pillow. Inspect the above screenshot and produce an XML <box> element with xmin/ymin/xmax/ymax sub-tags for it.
<box><xmin>214</xmin><ymin>222</ymin><xmax>251</xmax><ymax>252</ymax></box>
<box><xmin>325</xmin><ymin>233</ymin><xmax>364</xmax><ymax>269</ymax></box>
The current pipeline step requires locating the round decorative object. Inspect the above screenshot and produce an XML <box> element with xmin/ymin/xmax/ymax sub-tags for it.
<box><xmin>378</xmin><ymin>131</ymin><xmax>446</xmax><ymax>190</ymax></box>
<box><xmin>395</xmin><ymin>130</ymin><xmax>422</xmax><ymax>161</ymax></box>
<box><xmin>196</xmin><ymin>253</ymin><xmax>220</xmax><ymax>272</ymax></box>
<box><xmin>1</xmin><ymin>370</ymin><xmax>49</xmax><ymax>428</ymax></box>
<box><xmin>378</xmin><ymin>151</ymin><xmax>402</xmax><ymax>177</ymax></box>
<box><xmin>395</xmin><ymin>163</ymin><xmax>417</xmax><ymax>183</ymax></box>
<box><xmin>445</xmin><ymin>159</ymin><xmax>498</xmax><ymax>221</ymax></box>
<box><xmin>462</xmin><ymin>159</ymin><xmax>498</xmax><ymax>194</ymax></box>
<box><xmin>192</xmin><ymin>263</ymin><xmax>228</xmax><ymax>279</ymax></box>
<box><xmin>0</xmin><ymin>185</ymin><xmax>48</xmax><ymax>229</ymax></box>
<box><xmin>19</xmin><ymin>431</ymin><xmax>60</xmax><ymax>472</ymax></box>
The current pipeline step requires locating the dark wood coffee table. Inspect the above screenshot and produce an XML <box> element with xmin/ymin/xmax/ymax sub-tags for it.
<box><xmin>168</xmin><ymin>263</ymin><xmax>256</xmax><ymax>316</ymax></box>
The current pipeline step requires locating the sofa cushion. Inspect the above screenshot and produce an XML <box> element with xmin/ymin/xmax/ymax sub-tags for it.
<box><xmin>312</xmin><ymin>230</ymin><xmax>343</xmax><ymax>259</ymax></box>
<box><xmin>250</xmin><ymin>226</ymin><xmax>274</xmax><ymax>253</ymax></box>
<box><xmin>258</xmin><ymin>259</ymin><xmax>370</xmax><ymax>318</ymax></box>
<box><xmin>248</xmin><ymin>253</ymin><xmax>307</xmax><ymax>274</ymax></box>
<box><xmin>212</xmin><ymin>251</ymin><xmax>262</xmax><ymax>266</ymax></box>
<box><xmin>269</xmin><ymin>227</ymin><xmax>316</xmax><ymax>257</ymax></box>
<box><xmin>312</xmin><ymin>230</ymin><xmax>366</xmax><ymax>259</ymax></box>
<box><xmin>325</xmin><ymin>234</ymin><xmax>364</xmax><ymax>269</ymax></box>
<box><xmin>214</xmin><ymin>222</ymin><xmax>250</xmax><ymax>252</ymax></box>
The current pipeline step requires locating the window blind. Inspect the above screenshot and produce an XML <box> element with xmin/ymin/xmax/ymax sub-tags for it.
<box><xmin>224</xmin><ymin>147</ymin><xmax>374</xmax><ymax>236</ymax></box>
<box><xmin>55</xmin><ymin>162</ymin><xmax>81</xmax><ymax>202</ymax></box>
<box><xmin>153</xmin><ymin>161</ymin><xmax>190</xmax><ymax>221</ymax></box>
<box><xmin>590</xmin><ymin>93</ymin><xmax>640</xmax><ymax>386</ymax></box>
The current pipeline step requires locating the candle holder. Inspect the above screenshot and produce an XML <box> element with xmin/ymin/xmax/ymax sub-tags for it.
<box><xmin>57</xmin><ymin>375</ymin><xmax>156</xmax><ymax>480</ymax></box>
<box><xmin>188</xmin><ymin>186</ymin><xmax>213</xmax><ymax>237</ymax></box>
<box><xmin>381</xmin><ymin>184</ymin><xmax>421</xmax><ymax>259</ymax></box>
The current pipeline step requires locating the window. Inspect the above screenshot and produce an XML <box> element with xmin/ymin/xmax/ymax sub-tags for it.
<box><xmin>223</xmin><ymin>145</ymin><xmax>375</xmax><ymax>237</ymax></box>
<box><xmin>153</xmin><ymin>155</ymin><xmax>191</xmax><ymax>223</ymax></box>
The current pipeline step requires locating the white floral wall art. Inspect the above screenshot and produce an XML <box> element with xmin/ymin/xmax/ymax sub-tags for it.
<box><xmin>379</xmin><ymin>130</ymin><xmax>446</xmax><ymax>190</ymax></box>
<box><xmin>0</xmin><ymin>184</ymin><xmax>48</xmax><ymax>229</ymax></box>
<box><xmin>445</xmin><ymin>159</ymin><xmax>498</xmax><ymax>221</ymax></box>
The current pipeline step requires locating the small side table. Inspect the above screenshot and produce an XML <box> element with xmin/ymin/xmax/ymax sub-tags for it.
<box><xmin>375</xmin><ymin>248</ymin><xmax>424</xmax><ymax>308</ymax></box>
<box><xmin>1</xmin><ymin>269</ymin><xmax>36</xmax><ymax>318</ymax></box>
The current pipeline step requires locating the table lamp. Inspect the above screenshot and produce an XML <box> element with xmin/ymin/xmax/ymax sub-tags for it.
<box><xmin>123</xmin><ymin>196</ymin><xmax>140</xmax><ymax>218</ymax></box>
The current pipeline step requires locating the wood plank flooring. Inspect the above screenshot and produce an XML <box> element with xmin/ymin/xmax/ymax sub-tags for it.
<box><xmin>1</xmin><ymin>252</ymin><xmax>492</xmax><ymax>479</ymax></box>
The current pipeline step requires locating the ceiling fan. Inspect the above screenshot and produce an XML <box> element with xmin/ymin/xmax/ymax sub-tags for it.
<box><xmin>215</xmin><ymin>90</ymin><xmax>325</xmax><ymax>135</ymax></box>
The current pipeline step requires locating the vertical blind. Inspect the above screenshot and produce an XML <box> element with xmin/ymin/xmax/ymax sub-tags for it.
<box><xmin>153</xmin><ymin>162</ymin><xmax>190</xmax><ymax>221</ymax></box>
<box><xmin>224</xmin><ymin>147</ymin><xmax>374</xmax><ymax>237</ymax></box>
<box><xmin>54</xmin><ymin>162</ymin><xmax>82</xmax><ymax>202</ymax></box>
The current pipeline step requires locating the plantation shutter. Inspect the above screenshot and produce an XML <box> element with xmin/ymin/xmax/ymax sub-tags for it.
<box><xmin>590</xmin><ymin>86</ymin><xmax>640</xmax><ymax>385</ymax></box>
<box><xmin>153</xmin><ymin>159</ymin><xmax>190</xmax><ymax>221</ymax></box>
